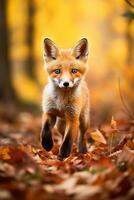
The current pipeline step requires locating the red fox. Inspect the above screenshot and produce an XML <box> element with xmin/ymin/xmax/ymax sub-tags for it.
<box><xmin>41</xmin><ymin>38</ymin><xmax>90</xmax><ymax>160</ymax></box>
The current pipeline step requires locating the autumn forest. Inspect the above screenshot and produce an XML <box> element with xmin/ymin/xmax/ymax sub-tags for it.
<box><xmin>0</xmin><ymin>0</ymin><xmax>134</xmax><ymax>200</ymax></box>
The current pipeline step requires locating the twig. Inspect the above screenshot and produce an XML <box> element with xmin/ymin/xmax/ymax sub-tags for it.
<box><xmin>109</xmin><ymin>131</ymin><xmax>114</xmax><ymax>156</ymax></box>
<box><xmin>108</xmin><ymin>150</ymin><xmax>122</xmax><ymax>157</ymax></box>
<box><xmin>106</xmin><ymin>136</ymin><xmax>128</xmax><ymax>156</ymax></box>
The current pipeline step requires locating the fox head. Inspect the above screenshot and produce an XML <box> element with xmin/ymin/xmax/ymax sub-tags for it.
<box><xmin>43</xmin><ymin>38</ymin><xmax>89</xmax><ymax>89</ymax></box>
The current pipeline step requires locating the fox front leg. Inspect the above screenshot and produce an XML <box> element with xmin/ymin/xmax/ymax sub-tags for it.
<box><xmin>58</xmin><ymin>117</ymin><xmax>79</xmax><ymax>160</ymax></box>
<box><xmin>41</xmin><ymin>113</ymin><xmax>56</xmax><ymax>151</ymax></box>
<box><xmin>78</xmin><ymin>114</ymin><xmax>89</xmax><ymax>154</ymax></box>
<box><xmin>56</xmin><ymin>118</ymin><xmax>66</xmax><ymax>136</ymax></box>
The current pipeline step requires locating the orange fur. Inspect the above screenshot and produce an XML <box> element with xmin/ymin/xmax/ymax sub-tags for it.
<box><xmin>41</xmin><ymin>38</ymin><xmax>90</xmax><ymax>159</ymax></box>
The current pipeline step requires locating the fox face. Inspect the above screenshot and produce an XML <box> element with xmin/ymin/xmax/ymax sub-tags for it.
<box><xmin>43</xmin><ymin>38</ymin><xmax>89</xmax><ymax>89</ymax></box>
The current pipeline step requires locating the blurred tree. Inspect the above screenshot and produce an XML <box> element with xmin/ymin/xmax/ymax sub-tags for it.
<box><xmin>125</xmin><ymin>0</ymin><xmax>134</xmax><ymax>9</ymax></box>
<box><xmin>124</xmin><ymin>0</ymin><xmax>134</xmax><ymax>66</ymax></box>
<box><xmin>0</xmin><ymin>0</ymin><xmax>17</xmax><ymax>103</ymax></box>
<box><xmin>25</xmin><ymin>0</ymin><xmax>36</xmax><ymax>81</ymax></box>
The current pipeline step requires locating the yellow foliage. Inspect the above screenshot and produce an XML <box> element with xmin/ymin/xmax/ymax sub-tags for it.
<box><xmin>6</xmin><ymin>0</ymin><xmax>134</xmax><ymax>118</ymax></box>
<box><xmin>13</xmin><ymin>72</ymin><xmax>41</xmax><ymax>103</ymax></box>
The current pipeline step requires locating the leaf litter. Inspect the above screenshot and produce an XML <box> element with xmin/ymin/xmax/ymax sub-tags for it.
<box><xmin>0</xmin><ymin>112</ymin><xmax>134</xmax><ymax>200</ymax></box>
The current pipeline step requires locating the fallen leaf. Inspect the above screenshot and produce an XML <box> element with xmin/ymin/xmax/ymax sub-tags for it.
<box><xmin>0</xmin><ymin>189</ymin><xmax>12</xmax><ymax>199</ymax></box>
<box><xmin>111</xmin><ymin>116</ymin><xmax>117</xmax><ymax>130</ymax></box>
<box><xmin>117</xmin><ymin>145</ymin><xmax>134</xmax><ymax>163</ymax></box>
<box><xmin>69</xmin><ymin>185</ymin><xmax>101</xmax><ymax>200</ymax></box>
<box><xmin>0</xmin><ymin>146</ymin><xmax>10</xmax><ymax>160</ymax></box>
<box><xmin>54</xmin><ymin>176</ymin><xmax>78</xmax><ymax>192</ymax></box>
<box><xmin>90</xmin><ymin>129</ymin><xmax>107</xmax><ymax>144</ymax></box>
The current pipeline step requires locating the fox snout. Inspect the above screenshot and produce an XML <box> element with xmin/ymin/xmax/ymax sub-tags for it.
<box><xmin>59</xmin><ymin>80</ymin><xmax>74</xmax><ymax>88</ymax></box>
<box><xmin>63</xmin><ymin>82</ymin><xmax>69</xmax><ymax>87</ymax></box>
<box><xmin>54</xmin><ymin>77</ymin><xmax>81</xmax><ymax>88</ymax></box>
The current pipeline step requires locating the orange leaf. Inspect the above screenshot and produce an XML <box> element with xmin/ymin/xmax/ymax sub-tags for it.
<box><xmin>110</xmin><ymin>116</ymin><xmax>117</xmax><ymax>130</ymax></box>
<box><xmin>0</xmin><ymin>146</ymin><xmax>10</xmax><ymax>160</ymax></box>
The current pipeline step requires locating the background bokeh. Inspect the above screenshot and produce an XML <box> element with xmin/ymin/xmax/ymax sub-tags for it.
<box><xmin>0</xmin><ymin>0</ymin><xmax>134</xmax><ymax>125</ymax></box>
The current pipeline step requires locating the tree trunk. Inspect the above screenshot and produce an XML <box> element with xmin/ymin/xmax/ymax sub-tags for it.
<box><xmin>125</xmin><ymin>1</ymin><xmax>134</xmax><ymax>66</ymax></box>
<box><xmin>25</xmin><ymin>0</ymin><xmax>36</xmax><ymax>81</ymax></box>
<box><xmin>126</xmin><ymin>18</ymin><xmax>134</xmax><ymax>66</ymax></box>
<box><xmin>0</xmin><ymin>0</ymin><xmax>17</xmax><ymax>103</ymax></box>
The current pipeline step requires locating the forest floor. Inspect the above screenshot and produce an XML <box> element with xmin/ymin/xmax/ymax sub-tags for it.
<box><xmin>0</xmin><ymin>111</ymin><xmax>134</xmax><ymax>200</ymax></box>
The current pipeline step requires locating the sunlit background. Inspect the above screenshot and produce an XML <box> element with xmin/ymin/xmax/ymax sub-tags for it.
<box><xmin>0</xmin><ymin>0</ymin><xmax>134</xmax><ymax>125</ymax></box>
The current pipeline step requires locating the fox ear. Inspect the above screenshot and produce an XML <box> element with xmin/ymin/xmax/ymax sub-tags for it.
<box><xmin>72</xmin><ymin>38</ymin><xmax>89</xmax><ymax>60</ymax></box>
<box><xmin>44</xmin><ymin>38</ymin><xmax>59</xmax><ymax>60</ymax></box>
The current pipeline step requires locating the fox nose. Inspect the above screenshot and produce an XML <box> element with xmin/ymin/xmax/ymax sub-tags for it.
<box><xmin>63</xmin><ymin>82</ymin><xmax>69</xmax><ymax>87</ymax></box>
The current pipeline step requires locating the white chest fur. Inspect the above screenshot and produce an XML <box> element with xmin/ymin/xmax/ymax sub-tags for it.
<box><xmin>42</xmin><ymin>82</ymin><xmax>81</xmax><ymax>117</ymax></box>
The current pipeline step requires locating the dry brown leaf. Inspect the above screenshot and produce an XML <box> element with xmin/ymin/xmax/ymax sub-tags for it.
<box><xmin>69</xmin><ymin>185</ymin><xmax>101</xmax><ymax>200</ymax></box>
<box><xmin>0</xmin><ymin>190</ymin><xmax>12</xmax><ymax>200</ymax></box>
<box><xmin>0</xmin><ymin>146</ymin><xmax>11</xmax><ymax>160</ymax></box>
<box><xmin>111</xmin><ymin>116</ymin><xmax>117</xmax><ymax>130</ymax></box>
<box><xmin>90</xmin><ymin>129</ymin><xmax>107</xmax><ymax>144</ymax></box>
<box><xmin>0</xmin><ymin>111</ymin><xmax>134</xmax><ymax>200</ymax></box>
<box><xmin>0</xmin><ymin>162</ymin><xmax>16</xmax><ymax>177</ymax></box>
<box><xmin>118</xmin><ymin>145</ymin><xmax>134</xmax><ymax>163</ymax></box>
<box><xmin>54</xmin><ymin>176</ymin><xmax>78</xmax><ymax>192</ymax></box>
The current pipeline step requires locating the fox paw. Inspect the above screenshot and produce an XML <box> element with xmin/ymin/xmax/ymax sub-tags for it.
<box><xmin>58</xmin><ymin>135</ymin><xmax>72</xmax><ymax>160</ymax></box>
<box><xmin>57</xmin><ymin>150</ymin><xmax>70</xmax><ymax>160</ymax></box>
<box><xmin>78</xmin><ymin>145</ymin><xmax>87</xmax><ymax>154</ymax></box>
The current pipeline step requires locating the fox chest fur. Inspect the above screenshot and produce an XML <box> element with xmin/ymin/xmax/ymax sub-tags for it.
<box><xmin>42</xmin><ymin>81</ymin><xmax>87</xmax><ymax>118</ymax></box>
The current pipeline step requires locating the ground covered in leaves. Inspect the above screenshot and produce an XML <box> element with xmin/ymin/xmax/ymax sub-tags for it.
<box><xmin>0</xmin><ymin>112</ymin><xmax>134</xmax><ymax>200</ymax></box>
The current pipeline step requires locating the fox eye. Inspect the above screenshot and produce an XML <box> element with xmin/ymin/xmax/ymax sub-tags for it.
<box><xmin>54</xmin><ymin>69</ymin><xmax>61</xmax><ymax>74</ymax></box>
<box><xmin>71</xmin><ymin>69</ymin><xmax>78</xmax><ymax>74</ymax></box>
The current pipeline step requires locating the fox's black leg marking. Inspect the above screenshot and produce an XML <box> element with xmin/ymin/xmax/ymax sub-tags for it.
<box><xmin>78</xmin><ymin>116</ymin><xmax>88</xmax><ymax>154</ymax></box>
<box><xmin>78</xmin><ymin>133</ymin><xmax>87</xmax><ymax>154</ymax></box>
<box><xmin>41</xmin><ymin>121</ymin><xmax>53</xmax><ymax>151</ymax></box>
<box><xmin>58</xmin><ymin>134</ymin><xmax>72</xmax><ymax>160</ymax></box>
<box><xmin>78</xmin><ymin>145</ymin><xmax>87</xmax><ymax>154</ymax></box>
